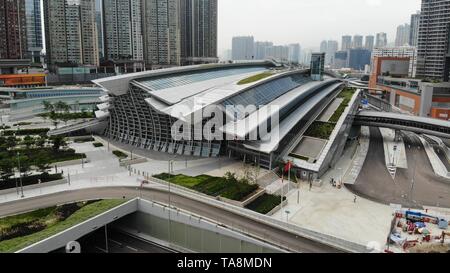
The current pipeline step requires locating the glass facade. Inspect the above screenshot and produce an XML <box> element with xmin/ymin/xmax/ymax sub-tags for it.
<box><xmin>25</xmin><ymin>0</ymin><xmax>43</xmax><ymax>63</ymax></box>
<box><xmin>311</xmin><ymin>53</ymin><xmax>325</xmax><ymax>81</ymax></box>
<box><xmin>222</xmin><ymin>73</ymin><xmax>312</xmax><ymax>118</ymax></box>
<box><xmin>137</xmin><ymin>66</ymin><xmax>266</xmax><ymax>91</ymax></box>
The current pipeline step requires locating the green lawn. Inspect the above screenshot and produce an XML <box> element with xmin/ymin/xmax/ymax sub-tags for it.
<box><xmin>237</xmin><ymin>72</ymin><xmax>273</xmax><ymax>85</ymax></box>
<box><xmin>245</xmin><ymin>194</ymin><xmax>285</xmax><ymax>214</ymax></box>
<box><xmin>0</xmin><ymin>199</ymin><xmax>126</xmax><ymax>253</ymax></box>
<box><xmin>154</xmin><ymin>173</ymin><xmax>258</xmax><ymax>201</ymax></box>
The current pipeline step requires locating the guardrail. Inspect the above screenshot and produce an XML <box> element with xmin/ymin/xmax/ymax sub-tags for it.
<box><xmin>47</xmin><ymin>119</ymin><xmax>104</xmax><ymax>136</ymax></box>
<box><xmin>145</xmin><ymin>176</ymin><xmax>370</xmax><ymax>253</ymax></box>
<box><xmin>0</xmin><ymin>179</ymin><xmax>68</xmax><ymax>195</ymax></box>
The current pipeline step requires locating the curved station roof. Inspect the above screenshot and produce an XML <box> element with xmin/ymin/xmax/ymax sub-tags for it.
<box><xmin>94</xmin><ymin>61</ymin><xmax>345</xmax><ymax>154</ymax></box>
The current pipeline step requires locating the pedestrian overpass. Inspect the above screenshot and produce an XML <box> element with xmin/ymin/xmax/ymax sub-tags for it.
<box><xmin>354</xmin><ymin>110</ymin><xmax>450</xmax><ymax>139</ymax></box>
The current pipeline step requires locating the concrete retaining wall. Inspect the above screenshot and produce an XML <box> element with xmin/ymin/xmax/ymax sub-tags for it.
<box><xmin>0</xmin><ymin>179</ymin><xmax>68</xmax><ymax>195</ymax></box>
<box><xmin>54</xmin><ymin>159</ymin><xmax>89</xmax><ymax>168</ymax></box>
<box><xmin>18</xmin><ymin>199</ymin><xmax>138</xmax><ymax>253</ymax></box>
<box><xmin>267</xmin><ymin>200</ymin><xmax>289</xmax><ymax>216</ymax></box>
<box><xmin>119</xmin><ymin>157</ymin><xmax>148</xmax><ymax>167</ymax></box>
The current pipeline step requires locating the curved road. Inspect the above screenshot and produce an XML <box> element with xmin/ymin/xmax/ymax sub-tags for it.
<box><xmin>0</xmin><ymin>186</ymin><xmax>343</xmax><ymax>253</ymax></box>
<box><xmin>348</xmin><ymin>127</ymin><xmax>450</xmax><ymax>208</ymax></box>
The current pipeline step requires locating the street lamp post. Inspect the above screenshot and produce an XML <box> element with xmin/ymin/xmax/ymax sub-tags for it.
<box><xmin>17</xmin><ymin>152</ymin><xmax>24</xmax><ymax>198</ymax></box>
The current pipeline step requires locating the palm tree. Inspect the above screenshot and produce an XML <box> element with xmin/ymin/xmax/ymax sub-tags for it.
<box><xmin>42</xmin><ymin>101</ymin><xmax>54</xmax><ymax>113</ymax></box>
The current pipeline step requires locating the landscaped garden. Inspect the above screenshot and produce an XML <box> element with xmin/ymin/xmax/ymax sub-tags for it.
<box><xmin>38</xmin><ymin>101</ymin><xmax>96</xmax><ymax>128</ymax></box>
<box><xmin>245</xmin><ymin>193</ymin><xmax>285</xmax><ymax>214</ymax></box>
<box><xmin>153</xmin><ymin>172</ymin><xmax>259</xmax><ymax>201</ymax></box>
<box><xmin>304</xmin><ymin>121</ymin><xmax>337</xmax><ymax>140</ymax></box>
<box><xmin>0</xmin><ymin>199</ymin><xmax>126</xmax><ymax>253</ymax></box>
<box><xmin>0</xmin><ymin>134</ymin><xmax>86</xmax><ymax>191</ymax></box>
<box><xmin>304</xmin><ymin>88</ymin><xmax>356</xmax><ymax>140</ymax></box>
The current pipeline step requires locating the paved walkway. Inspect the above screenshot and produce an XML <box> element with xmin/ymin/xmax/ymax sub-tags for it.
<box><xmin>343</xmin><ymin>126</ymin><xmax>370</xmax><ymax>185</ymax></box>
<box><xmin>271</xmin><ymin>133</ymin><xmax>395</xmax><ymax>248</ymax></box>
<box><xmin>419</xmin><ymin>136</ymin><xmax>450</xmax><ymax>179</ymax></box>
<box><xmin>380</xmin><ymin>128</ymin><xmax>408</xmax><ymax>170</ymax></box>
<box><xmin>2</xmin><ymin>136</ymin><xmax>446</xmax><ymax>252</ymax></box>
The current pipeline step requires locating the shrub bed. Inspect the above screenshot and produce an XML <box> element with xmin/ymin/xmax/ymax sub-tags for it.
<box><xmin>245</xmin><ymin>194</ymin><xmax>285</xmax><ymax>214</ymax></box>
<box><xmin>93</xmin><ymin>142</ymin><xmax>104</xmax><ymax>148</ymax></box>
<box><xmin>2</xmin><ymin>128</ymin><xmax>49</xmax><ymax>136</ymax></box>
<box><xmin>39</xmin><ymin>112</ymin><xmax>95</xmax><ymax>120</ymax></box>
<box><xmin>112</xmin><ymin>150</ymin><xmax>128</xmax><ymax>159</ymax></box>
<box><xmin>74</xmin><ymin>136</ymin><xmax>95</xmax><ymax>143</ymax></box>
<box><xmin>154</xmin><ymin>173</ymin><xmax>258</xmax><ymax>201</ymax></box>
<box><xmin>0</xmin><ymin>173</ymin><xmax>63</xmax><ymax>191</ymax></box>
<box><xmin>304</xmin><ymin>121</ymin><xmax>336</xmax><ymax>140</ymax></box>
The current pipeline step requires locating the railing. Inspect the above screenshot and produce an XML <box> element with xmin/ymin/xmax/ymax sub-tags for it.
<box><xmin>47</xmin><ymin>119</ymin><xmax>103</xmax><ymax>136</ymax></box>
<box><xmin>144</xmin><ymin>176</ymin><xmax>371</xmax><ymax>253</ymax></box>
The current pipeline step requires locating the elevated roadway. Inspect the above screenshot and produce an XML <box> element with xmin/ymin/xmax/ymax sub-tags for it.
<box><xmin>354</xmin><ymin>110</ymin><xmax>450</xmax><ymax>139</ymax></box>
<box><xmin>0</xmin><ymin>186</ymin><xmax>348</xmax><ymax>253</ymax></box>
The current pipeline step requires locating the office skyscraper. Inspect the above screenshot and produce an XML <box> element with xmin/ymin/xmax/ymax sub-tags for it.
<box><xmin>179</xmin><ymin>0</ymin><xmax>218</xmax><ymax>65</ymax></box>
<box><xmin>365</xmin><ymin>35</ymin><xmax>375</xmax><ymax>51</ymax></box>
<box><xmin>353</xmin><ymin>35</ymin><xmax>363</xmax><ymax>48</ymax></box>
<box><xmin>142</xmin><ymin>0</ymin><xmax>180</xmax><ymax>66</ymax></box>
<box><xmin>232</xmin><ymin>36</ymin><xmax>254</xmax><ymax>60</ymax></box>
<box><xmin>43</xmin><ymin>0</ymin><xmax>99</xmax><ymax>67</ymax></box>
<box><xmin>348</xmin><ymin>48</ymin><xmax>371</xmax><ymax>71</ymax></box>
<box><xmin>416</xmin><ymin>0</ymin><xmax>450</xmax><ymax>81</ymax></box>
<box><xmin>102</xmin><ymin>0</ymin><xmax>144</xmax><ymax>65</ymax></box>
<box><xmin>341</xmin><ymin>35</ymin><xmax>352</xmax><ymax>51</ymax></box>
<box><xmin>326</xmin><ymin>40</ymin><xmax>338</xmax><ymax>65</ymax></box>
<box><xmin>0</xmin><ymin>0</ymin><xmax>28</xmax><ymax>60</ymax></box>
<box><xmin>25</xmin><ymin>0</ymin><xmax>43</xmax><ymax>63</ymax></box>
<box><xmin>395</xmin><ymin>24</ymin><xmax>410</xmax><ymax>46</ymax></box>
<box><xmin>410</xmin><ymin>11</ymin><xmax>421</xmax><ymax>47</ymax></box>
<box><xmin>375</xmin><ymin>33</ymin><xmax>388</xmax><ymax>48</ymax></box>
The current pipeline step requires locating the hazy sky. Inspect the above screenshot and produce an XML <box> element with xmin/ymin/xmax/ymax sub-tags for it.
<box><xmin>218</xmin><ymin>0</ymin><xmax>422</xmax><ymax>53</ymax></box>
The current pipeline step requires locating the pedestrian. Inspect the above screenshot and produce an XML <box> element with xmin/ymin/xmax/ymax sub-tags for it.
<box><xmin>354</xmin><ymin>195</ymin><xmax>357</xmax><ymax>203</ymax></box>
<box><xmin>309</xmin><ymin>181</ymin><xmax>312</xmax><ymax>191</ymax></box>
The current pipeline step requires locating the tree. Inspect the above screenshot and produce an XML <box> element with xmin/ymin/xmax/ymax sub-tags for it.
<box><xmin>5</xmin><ymin>136</ymin><xmax>17</xmax><ymax>150</ymax></box>
<box><xmin>34</xmin><ymin>151</ymin><xmax>51</xmax><ymax>179</ymax></box>
<box><xmin>16</xmin><ymin>154</ymin><xmax>31</xmax><ymax>177</ymax></box>
<box><xmin>55</xmin><ymin>101</ymin><xmax>69</xmax><ymax>114</ymax></box>
<box><xmin>36</xmin><ymin>135</ymin><xmax>47</xmax><ymax>149</ymax></box>
<box><xmin>22</xmin><ymin>135</ymin><xmax>35</xmax><ymax>149</ymax></box>
<box><xmin>49</xmin><ymin>111</ymin><xmax>59</xmax><ymax>129</ymax></box>
<box><xmin>0</xmin><ymin>153</ymin><xmax>14</xmax><ymax>181</ymax></box>
<box><xmin>50</xmin><ymin>135</ymin><xmax>67</xmax><ymax>152</ymax></box>
<box><xmin>43</xmin><ymin>101</ymin><xmax>54</xmax><ymax>113</ymax></box>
